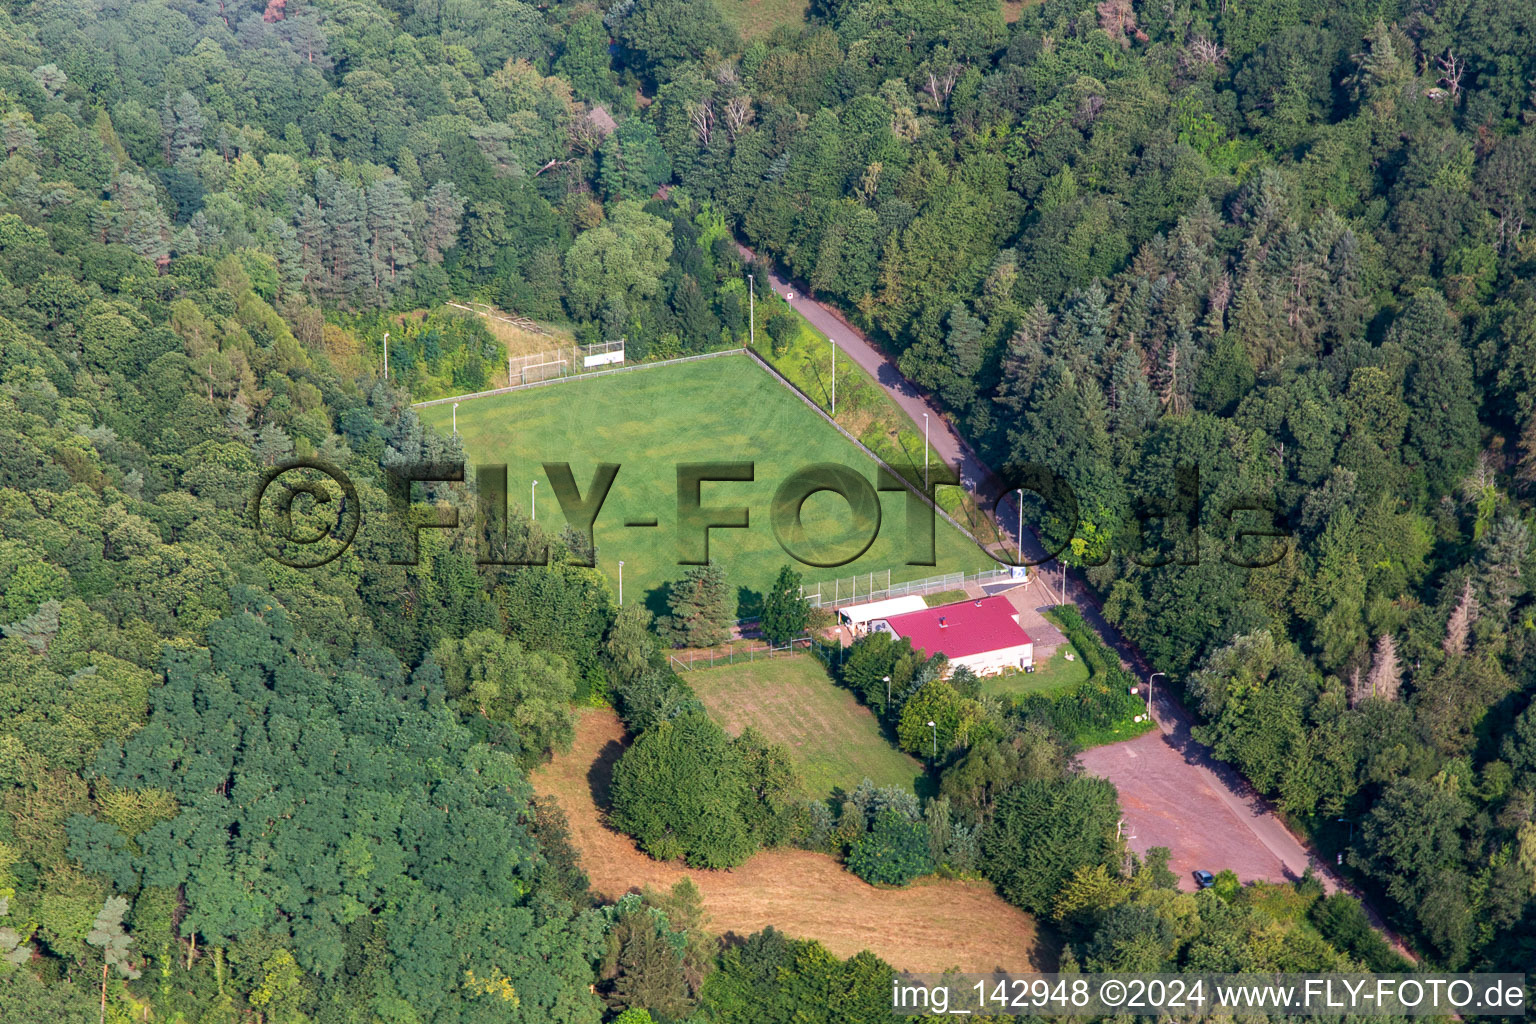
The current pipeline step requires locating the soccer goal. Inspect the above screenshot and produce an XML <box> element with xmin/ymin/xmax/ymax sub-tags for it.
<box><xmin>520</xmin><ymin>359</ymin><xmax>567</xmax><ymax>384</ymax></box>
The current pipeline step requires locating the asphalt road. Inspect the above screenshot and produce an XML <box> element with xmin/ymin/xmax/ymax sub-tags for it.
<box><xmin>742</xmin><ymin>246</ymin><xmax>1411</xmax><ymax>951</ymax></box>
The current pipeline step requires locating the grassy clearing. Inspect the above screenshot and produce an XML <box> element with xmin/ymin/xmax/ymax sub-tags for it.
<box><xmin>687</xmin><ymin>654</ymin><xmax>925</xmax><ymax>797</ymax></box>
<box><xmin>478</xmin><ymin>311</ymin><xmax>576</xmax><ymax>359</ymax></box>
<box><xmin>715</xmin><ymin>0</ymin><xmax>809</xmax><ymax>39</ymax></box>
<box><xmin>531</xmin><ymin>709</ymin><xmax>1053</xmax><ymax>972</ymax></box>
<box><xmin>923</xmin><ymin>589</ymin><xmax>970</xmax><ymax>607</ymax></box>
<box><xmin>980</xmin><ymin>642</ymin><xmax>1090</xmax><ymax>699</ymax></box>
<box><xmin>1000</xmin><ymin>0</ymin><xmax>1046</xmax><ymax>22</ymax></box>
<box><xmin>419</xmin><ymin>354</ymin><xmax>994</xmax><ymax>609</ymax></box>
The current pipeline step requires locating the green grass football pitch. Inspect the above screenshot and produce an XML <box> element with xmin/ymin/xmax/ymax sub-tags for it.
<box><xmin>417</xmin><ymin>354</ymin><xmax>997</xmax><ymax>617</ymax></box>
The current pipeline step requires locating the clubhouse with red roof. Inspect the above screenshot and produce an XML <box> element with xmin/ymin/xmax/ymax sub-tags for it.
<box><xmin>855</xmin><ymin>593</ymin><xmax>1035</xmax><ymax>677</ymax></box>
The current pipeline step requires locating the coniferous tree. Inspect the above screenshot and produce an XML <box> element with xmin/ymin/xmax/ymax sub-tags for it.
<box><xmin>110</xmin><ymin>174</ymin><xmax>169</xmax><ymax>261</ymax></box>
<box><xmin>85</xmin><ymin>895</ymin><xmax>139</xmax><ymax>980</ymax></box>
<box><xmin>317</xmin><ymin>171</ymin><xmax>370</xmax><ymax>302</ymax></box>
<box><xmin>601</xmin><ymin>901</ymin><xmax>695</xmax><ymax>1020</ymax></box>
<box><xmin>660</xmin><ymin>565</ymin><xmax>732</xmax><ymax>647</ymax></box>
<box><xmin>366</xmin><ymin>176</ymin><xmax>415</xmax><ymax>302</ymax></box>
<box><xmin>1443</xmin><ymin>579</ymin><xmax>1478</xmax><ymax>656</ymax></box>
<box><xmin>759</xmin><ymin>565</ymin><xmax>810</xmax><ymax>645</ymax></box>
<box><xmin>294</xmin><ymin>193</ymin><xmax>326</xmax><ymax>294</ymax></box>
<box><xmin>160</xmin><ymin>91</ymin><xmax>203</xmax><ymax>166</ymax></box>
<box><xmin>599</xmin><ymin>118</ymin><xmax>673</xmax><ymax>201</ymax></box>
<box><xmin>420</xmin><ymin>180</ymin><xmax>464</xmax><ymax>265</ymax></box>
<box><xmin>558</xmin><ymin>12</ymin><xmax>620</xmax><ymax>103</ymax></box>
<box><xmin>1365</xmin><ymin>633</ymin><xmax>1402</xmax><ymax>703</ymax></box>
<box><xmin>1396</xmin><ymin>291</ymin><xmax>1479</xmax><ymax>496</ymax></box>
<box><xmin>848</xmin><ymin>809</ymin><xmax>934</xmax><ymax>886</ymax></box>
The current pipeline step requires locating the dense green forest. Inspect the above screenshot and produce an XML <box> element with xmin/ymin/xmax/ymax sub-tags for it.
<box><xmin>0</xmin><ymin>0</ymin><xmax>1534</xmax><ymax>1016</ymax></box>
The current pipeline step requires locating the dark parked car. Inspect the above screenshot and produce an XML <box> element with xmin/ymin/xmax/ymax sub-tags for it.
<box><xmin>1193</xmin><ymin>870</ymin><xmax>1216</xmax><ymax>889</ymax></box>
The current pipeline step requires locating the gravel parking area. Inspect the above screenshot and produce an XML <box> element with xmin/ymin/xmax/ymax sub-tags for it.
<box><xmin>1079</xmin><ymin>712</ymin><xmax>1327</xmax><ymax>891</ymax></box>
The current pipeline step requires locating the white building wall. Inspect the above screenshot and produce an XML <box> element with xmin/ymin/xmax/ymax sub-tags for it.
<box><xmin>950</xmin><ymin>643</ymin><xmax>1034</xmax><ymax>676</ymax></box>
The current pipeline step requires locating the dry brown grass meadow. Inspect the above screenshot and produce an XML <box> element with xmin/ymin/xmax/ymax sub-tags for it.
<box><xmin>530</xmin><ymin>708</ymin><xmax>1055</xmax><ymax>972</ymax></box>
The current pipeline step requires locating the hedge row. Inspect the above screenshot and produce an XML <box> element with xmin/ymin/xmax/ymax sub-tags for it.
<box><xmin>1012</xmin><ymin>605</ymin><xmax>1149</xmax><ymax>747</ymax></box>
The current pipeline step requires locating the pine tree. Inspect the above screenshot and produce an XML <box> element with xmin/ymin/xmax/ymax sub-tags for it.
<box><xmin>1109</xmin><ymin>348</ymin><xmax>1154</xmax><ymax>435</ymax></box>
<box><xmin>366</xmin><ymin>176</ymin><xmax>416</xmax><ymax>303</ymax></box>
<box><xmin>31</xmin><ymin>62</ymin><xmax>65</xmax><ymax>98</ymax></box>
<box><xmin>225</xmin><ymin>399</ymin><xmax>256</xmax><ymax>442</ymax></box>
<box><xmin>294</xmin><ymin>195</ymin><xmax>326</xmax><ymax>297</ymax></box>
<box><xmin>1443</xmin><ymin>580</ymin><xmax>1478</xmax><ymax>657</ymax></box>
<box><xmin>279</xmin><ymin>12</ymin><xmax>333</xmax><ymax>69</ymax></box>
<box><xmin>254</xmin><ymin>422</ymin><xmax>293</xmax><ymax>465</ymax></box>
<box><xmin>998</xmin><ymin>301</ymin><xmax>1053</xmax><ymax>411</ymax></box>
<box><xmin>1365</xmin><ymin>633</ymin><xmax>1401</xmax><ymax>703</ymax></box>
<box><xmin>421</xmin><ymin>181</ymin><xmax>464</xmax><ymax>265</ymax></box>
<box><xmin>161</xmin><ymin>90</ymin><xmax>204</xmax><ymax>167</ymax></box>
<box><xmin>759</xmin><ymin>565</ymin><xmax>810</xmax><ymax>645</ymax></box>
<box><xmin>318</xmin><ymin>171</ymin><xmax>371</xmax><ymax>303</ymax></box>
<box><xmin>661</xmin><ymin>566</ymin><xmax>732</xmax><ymax>647</ymax></box>
<box><xmin>111</xmin><ymin>174</ymin><xmax>169</xmax><ymax>261</ymax></box>
<box><xmin>86</xmin><ymin>894</ymin><xmax>140</xmax><ymax>1023</ymax></box>
<box><xmin>1397</xmin><ymin>291</ymin><xmax>1479</xmax><ymax>496</ymax></box>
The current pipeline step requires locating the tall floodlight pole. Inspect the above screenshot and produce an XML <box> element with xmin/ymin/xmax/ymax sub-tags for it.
<box><xmin>382</xmin><ymin>331</ymin><xmax>389</xmax><ymax>380</ymax></box>
<box><xmin>830</xmin><ymin>338</ymin><xmax>836</xmax><ymax>415</ymax></box>
<box><xmin>748</xmin><ymin>272</ymin><xmax>755</xmax><ymax>347</ymax></box>
<box><xmin>618</xmin><ymin>561</ymin><xmax>624</xmax><ymax>606</ymax></box>
<box><xmin>452</xmin><ymin>402</ymin><xmax>459</xmax><ymax>435</ymax></box>
<box><xmin>883</xmin><ymin>675</ymin><xmax>892</xmax><ymax>709</ymax></box>
<box><xmin>1148</xmin><ymin>672</ymin><xmax>1165</xmax><ymax>723</ymax></box>
<box><xmin>1017</xmin><ymin>488</ymin><xmax>1024</xmax><ymax>565</ymax></box>
<box><xmin>531</xmin><ymin>479</ymin><xmax>538</xmax><ymax>521</ymax></box>
<box><xmin>923</xmin><ymin>413</ymin><xmax>930</xmax><ymax>490</ymax></box>
<box><xmin>927</xmin><ymin>720</ymin><xmax>937</xmax><ymax>760</ymax></box>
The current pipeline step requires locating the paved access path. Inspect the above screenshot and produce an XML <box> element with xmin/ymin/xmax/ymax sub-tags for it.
<box><xmin>743</xmin><ymin>247</ymin><xmax>1411</xmax><ymax>950</ymax></box>
<box><xmin>746</xmin><ymin>252</ymin><xmax>999</xmax><ymax>502</ymax></box>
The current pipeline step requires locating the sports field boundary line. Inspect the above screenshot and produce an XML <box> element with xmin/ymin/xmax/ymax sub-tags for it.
<box><xmin>740</xmin><ymin>346</ymin><xmax>1002</xmax><ymax>573</ymax></box>
<box><xmin>410</xmin><ymin>348</ymin><xmax>746</xmax><ymax>408</ymax></box>
<box><xmin>413</xmin><ymin>344</ymin><xmax>1006</xmax><ymax>590</ymax></box>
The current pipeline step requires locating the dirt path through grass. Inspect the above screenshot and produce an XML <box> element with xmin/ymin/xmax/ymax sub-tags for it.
<box><xmin>531</xmin><ymin>709</ymin><xmax>1053</xmax><ymax>973</ymax></box>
